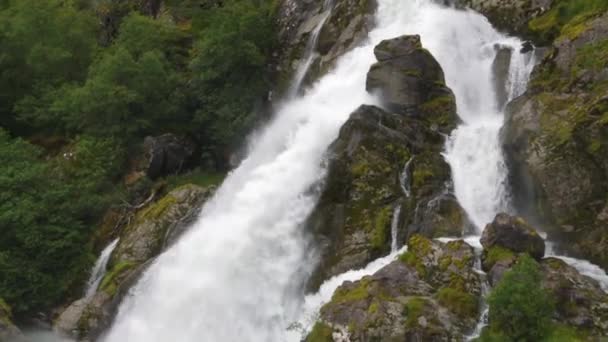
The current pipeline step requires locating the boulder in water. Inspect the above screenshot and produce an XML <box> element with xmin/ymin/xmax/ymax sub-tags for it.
<box><xmin>481</xmin><ymin>213</ymin><xmax>545</xmax><ymax>263</ymax></box>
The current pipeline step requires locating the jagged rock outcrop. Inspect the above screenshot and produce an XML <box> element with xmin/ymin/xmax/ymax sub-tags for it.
<box><xmin>502</xmin><ymin>9</ymin><xmax>608</xmax><ymax>268</ymax></box>
<box><xmin>480</xmin><ymin>213</ymin><xmax>545</xmax><ymax>266</ymax></box>
<box><xmin>491</xmin><ymin>44</ymin><xmax>513</xmax><ymax>109</ymax></box>
<box><xmin>308</xmin><ymin>236</ymin><xmax>482</xmax><ymax>341</ymax></box>
<box><xmin>0</xmin><ymin>299</ymin><xmax>21</xmax><ymax>341</ymax></box>
<box><xmin>366</xmin><ymin>35</ymin><xmax>456</xmax><ymax>129</ymax></box>
<box><xmin>307</xmin><ymin>35</ymin><xmax>466</xmax><ymax>288</ymax></box>
<box><xmin>54</xmin><ymin>184</ymin><xmax>214</xmax><ymax>340</ymax></box>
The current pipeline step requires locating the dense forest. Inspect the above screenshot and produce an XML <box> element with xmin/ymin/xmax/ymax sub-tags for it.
<box><xmin>0</xmin><ymin>0</ymin><xmax>276</xmax><ymax>317</ymax></box>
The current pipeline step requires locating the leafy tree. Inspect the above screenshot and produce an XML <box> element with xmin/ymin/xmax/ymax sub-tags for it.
<box><xmin>0</xmin><ymin>0</ymin><xmax>97</xmax><ymax>133</ymax></box>
<box><xmin>0</xmin><ymin>130</ymin><xmax>124</xmax><ymax>314</ymax></box>
<box><xmin>188</xmin><ymin>0</ymin><xmax>276</xmax><ymax>162</ymax></box>
<box><xmin>484</xmin><ymin>255</ymin><xmax>554</xmax><ymax>341</ymax></box>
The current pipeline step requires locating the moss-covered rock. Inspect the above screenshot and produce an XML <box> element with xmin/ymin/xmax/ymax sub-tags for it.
<box><xmin>308</xmin><ymin>237</ymin><xmax>482</xmax><ymax>341</ymax></box>
<box><xmin>480</xmin><ymin>213</ymin><xmax>545</xmax><ymax>265</ymax></box>
<box><xmin>54</xmin><ymin>184</ymin><xmax>214</xmax><ymax>340</ymax></box>
<box><xmin>307</xmin><ymin>36</ymin><xmax>466</xmax><ymax>289</ymax></box>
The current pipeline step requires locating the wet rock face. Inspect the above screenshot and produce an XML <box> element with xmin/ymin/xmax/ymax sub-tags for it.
<box><xmin>366</xmin><ymin>35</ymin><xmax>456</xmax><ymax>128</ymax></box>
<box><xmin>502</xmin><ymin>11</ymin><xmax>608</xmax><ymax>268</ymax></box>
<box><xmin>306</xmin><ymin>36</ymin><xmax>465</xmax><ymax>289</ymax></box>
<box><xmin>311</xmin><ymin>237</ymin><xmax>482</xmax><ymax>341</ymax></box>
<box><xmin>481</xmin><ymin>213</ymin><xmax>545</xmax><ymax>261</ymax></box>
<box><xmin>274</xmin><ymin>0</ymin><xmax>377</xmax><ymax>93</ymax></box>
<box><xmin>541</xmin><ymin>258</ymin><xmax>608</xmax><ymax>335</ymax></box>
<box><xmin>491</xmin><ymin>44</ymin><xmax>513</xmax><ymax>110</ymax></box>
<box><xmin>54</xmin><ymin>184</ymin><xmax>214</xmax><ymax>340</ymax></box>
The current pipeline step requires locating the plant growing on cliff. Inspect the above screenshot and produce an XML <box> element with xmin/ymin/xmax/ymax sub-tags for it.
<box><xmin>482</xmin><ymin>255</ymin><xmax>554</xmax><ymax>342</ymax></box>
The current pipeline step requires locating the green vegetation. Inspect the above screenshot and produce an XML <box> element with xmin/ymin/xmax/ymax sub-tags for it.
<box><xmin>330</xmin><ymin>278</ymin><xmax>372</xmax><ymax>304</ymax></box>
<box><xmin>306</xmin><ymin>322</ymin><xmax>333</xmax><ymax>342</ymax></box>
<box><xmin>0</xmin><ymin>0</ymin><xmax>276</xmax><ymax>317</ymax></box>
<box><xmin>482</xmin><ymin>246</ymin><xmax>515</xmax><ymax>271</ymax></box>
<box><xmin>404</xmin><ymin>297</ymin><xmax>427</xmax><ymax>327</ymax></box>
<box><xmin>482</xmin><ymin>255</ymin><xmax>554</xmax><ymax>342</ymax></box>
<box><xmin>436</xmin><ymin>287</ymin><xmax>477</xmax><ymax>317</ymax></box>
<box><xmin>528</xmin><ymin>0</ymin><xmax>608</xmax><ymax>43</ymax></box>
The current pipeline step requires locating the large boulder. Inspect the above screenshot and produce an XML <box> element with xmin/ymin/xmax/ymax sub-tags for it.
<box><xmin>480</xmin><ymin>213</ymin><xmax>545</xmax><ymax>266</ymax></box>
<box><xmin>308</xmin><ymin>236</ymin><xmax>482</xmax><ymax>341</ymax></box>
<box><xmin>140</xmin><ymin>134</ymin><xmax>197</xmax><ymax>179</ymax></box>
<box><xmin>502</xmin><ymin>11</ymin><xmax>608</xmax><ymax>268</ymax></box>
<box><xmin>366</xmin><ymin>35</ymin><xmax>457</xmax><ymax>130</ymax></box>
<box><xmin>307</xmin><ymin>36</ymin><xmax>465</xmax><ymax>289</ymax></box>
<box><xmin>54</xmin><ymin>184</ymin><xmax>214</xmax><ymax>340</ymax></box>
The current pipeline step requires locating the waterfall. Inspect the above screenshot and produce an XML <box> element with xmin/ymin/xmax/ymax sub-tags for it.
<box><xmin>85</xmin><ymin>238</ymin><xmax>119</xmax><ymax>299</ymax></box>
<box><xmin>100</xmin><ymin>0</ymin><xmax>605</xmax><ymax>341</ymax></box>
<box><xmin>399</xmin><ymin>156</ymin><xmax>414</xmax><ymax>198</ymax></box>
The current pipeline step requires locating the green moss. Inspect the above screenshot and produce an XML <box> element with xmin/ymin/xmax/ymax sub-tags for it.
<box><xmin>528</xmin><ymin>0</ymin><xmax>608</xmax><ymax>43</ymax></box>
<box><xmin>420</xmin><ymin>95</ymin><xmax>455</xmax><ymax>126</ymax></box>
<box><xmin>306</xmin><ymin>322</ymin><xmax>333</xmax><ymax>342</ymax></box>
<box><xmin>483</xmin><ymin>246</ymin><xmax>515</xmax><ymax>270</ymax></box>
<box><xmin>368</xmin><ymin>301</ymin><xmax>379</xmax><ymax>314</ymax></box>
<box><xmin>404</xmin><ymin>297</ymin><xmax>426</xmax><ymax>328</ymax></box>
<box><xmin>436</xmin><ymin>287</ymin><xmax>478</xmax><ymax>318</ymax></box>
<box><xmin>0</xmin><ymin>298</ymin><xmax>13</xmax><ymax>325</ymax></box>
<box><xmin>166</xmin><ymin>169</ymin><xmax>224</xmax><ymax>191</ymax></box>
<box><xmin>351</xmin><ymin>159</ymin><xmax>371</xmax><ymax>177</ymax></box>
<box><xmin>138</xmin><ymin>194</ymin><xmax>177</xmax><ymax>221</ymax></box>
<box><xmin>370</xmin><ymin>206</ymin><xmax>391</xmax><ymax>250</ymax></box>
<box><xmin>330</xmin><ymin>277</ymin><xmax>371</xmax><ymax>304</ymax></box>
<box><xmin>99</xmin><ymin>261</ymin><xmax>137</xmax><ymax>296</ymax></box>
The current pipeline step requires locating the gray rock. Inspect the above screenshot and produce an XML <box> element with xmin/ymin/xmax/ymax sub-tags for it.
<box><xmin>491</xmin><ymin>44</ymin><xmax>512</xmax><ymax>110</ymax></box>
<box><xmin>366</xmin><ymin>35</ymin><xmax>455</xmax><ymax>121</ymax></box>
<box><xmin>480</xmin><ymin>213</ymin><xmax>545</xmax><ymax>260</ymax></box>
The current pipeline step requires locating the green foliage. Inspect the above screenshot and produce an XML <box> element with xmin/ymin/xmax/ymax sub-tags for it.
<box><xmin>306</xmin><ymin>322</ymin><xmax>333</xmax><ymax>342</ymax></box>
<box><xmin>188</xmin><ymin>0</ymin><xmax>276</xmax><ymax>155</ymax></box>
<box><xmin>485</xmin><ymin>255</ymin><xmax>554</xmax><ymax>342</ymax></box>
<box><xmin>166</xmin><ymin>169</ymin><xmax>225</xmax><ymax>191</ymax></box>
<box><xmin>0</xmin><ymin>0</ymin><xmax>97</xmax><ymax>133</ymax></box>
<box><xmin>0</xmin><ymin>130</ymin><xmax>124</xmax><ymax>314</ymax></box>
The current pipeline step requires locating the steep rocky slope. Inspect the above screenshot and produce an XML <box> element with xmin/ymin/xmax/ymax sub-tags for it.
<box><xmin>492</xmin><ymin>3</ymin><xmax>608</xmax><ymax>268</ymax></box>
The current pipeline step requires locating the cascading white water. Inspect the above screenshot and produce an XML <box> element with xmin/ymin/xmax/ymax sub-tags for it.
<box><xmin>85</xmin><ymin>238</ymin><xmax>119</xmax><ymax>299</ymax></box>
<box><xmin>100</xmin><ymin>1</ymin><xmax>607</xmax><ymax>341</ymax></box>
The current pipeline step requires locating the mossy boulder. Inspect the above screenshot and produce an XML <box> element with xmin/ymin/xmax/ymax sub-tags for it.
<box><xmin>480</xmin><ymin>213</ymin><xmax>545</xmax><ymax>265</ymax></box>
<box><xmin>308</xmin><ymin>237</ymin><xmax>482</xmax><ymax>341</ymax></box>
<box><xmin>0</xmin><ymin>299</ymin><xmax>21</xmax><ymax>341</ymax></box>
<box><xmin>54</xmin><ymin>184</ymin><xmax>214</xmax><ymax>340</ymax></box>
<box><xmin>502</xmin><ymin>9</ymin><xmax>608</xmax><ymax>268</ymax></box>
